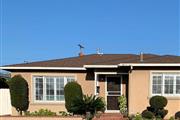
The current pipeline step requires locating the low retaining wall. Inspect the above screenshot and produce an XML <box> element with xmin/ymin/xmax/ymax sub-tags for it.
<box><xmin>0</xmin><ymin>116</ymin><xmax>82</xmax><ymax>120</ymax></box>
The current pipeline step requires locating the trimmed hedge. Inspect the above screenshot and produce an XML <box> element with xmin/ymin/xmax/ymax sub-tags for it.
<box><xmin>142</xmin><ymin>110</ymin><xmax>154</xmax><ymax>119</ymax></box>
<box><xmin>149</xmin><ymin>96</ymin><xmax>167</xmax><ymax>109</ymax></box>
<box><xmin>175</xmin><ymin>111</ymin><xmax>180</xmax><ymax>119</ymax></box>
<box><xmin>142</xmin><ymin>96</ymin><xmax>168</xmax><ymax>119</ymax></box>
<box><xmin>64</xmin><ymin>81</ymin><xmax>83</xmax><ymax>113</ymax></box>
<box><xmin>8</xmin><ymin>75</ymin><xmax>29</xmax><ymax>115</ymax></box>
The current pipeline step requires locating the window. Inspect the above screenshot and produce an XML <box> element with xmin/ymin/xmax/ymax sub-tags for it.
<box><xmin>34</xmin><ymin>76</ymin><xmax>75</xmax><ymax>102</ymax></box>
<box><xmin>152</xmin><ymin>75</ymin><xmax>162</xmax><ymax>94</ymax></box>
<box><xmin>151</xmin><ymin>73</ymin><xmax>180</xmax><ymax>96</ymax></box>
<box><xmin>35</xmin><ymin>77</ymin><xmax>43</xmax><ymax>100</ymax></box>
<box><xmin>164</xmin><ymin>76</ymin><xmax>174</xmax><ymax>94</ymax></box>
<box><xmin>176</xmin><ymin>76</ymin><xmax>180</xmax><ymax>94</ymax></box>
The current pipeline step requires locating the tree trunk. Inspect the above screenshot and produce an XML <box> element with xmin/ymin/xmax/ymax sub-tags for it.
<box><xmin>19</xmin><ymin>111</ymin><xmax>22</xmax><ymax>116</ymax></box>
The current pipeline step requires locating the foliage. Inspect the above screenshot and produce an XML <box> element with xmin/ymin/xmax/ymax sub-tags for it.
<box><xmin>142</xmin><ymin>96</ymin><xmax>168</xmax><ymax>119</ymax></box>
<box><xmin>128</xmin><ymin>114</ymin><xmax>135</xmax><ymax>120</ymax></box>
<box><xmin>175</xmin><ymin>111</ymin><xmax>180</xmax><ymax>119</ymax></box>
<box><xmin>70</xmin><ymin>94</ymin><xmax>105</xmax><ymax>120</ymax></box>
<box><xmin>0</xmin><ymin>78</ymin><xmax>9</xmax><ymax>88</ymax></box>
<box><xmin>59</xmin><ymin>111</ymin><xmax>71</xmax><ymax>116</ymax></box>
<box><xmin>149</xmin><ymin>96</ymin><xmax>167</xmax><ymax>109</ymax></box>
<box><xmin>169</xmin><ymin>116</ymin><xmax>175</xmax><ymax>120</ymax></box>
<box><xmin>8</xmin><ymin>75</ymin><xmax>29</xmax><ymax>115</ymax></box>
<box><xmin>64</xmin><ymin>81</ymin><xmax>83</xmax><ymax>113</ymax></box>
<box><xmin>25</xmin><ymin>109</ymin><xmax>56</xmax><ymax>116</ymax></box>
<box><xmin>133</xmin><ymin>113</ymin><xmax>143</xmax><ymax>120</ymax></box>
<box><xmin>141</xmin><ymin>110</ymin><xmax>154</xmax><ymax>119</ymax></box>
<box><xmin>118</xmin><ymin>95</ymin><xmax>127</xmax><ymax>116</ymax></box>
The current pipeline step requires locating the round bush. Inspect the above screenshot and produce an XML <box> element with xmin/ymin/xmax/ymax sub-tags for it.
<box><xmin>64</xmin><ymin>81</ymin><xmax>83</xmax><ymax>113</ymax></box>
<box><xmin>142</xmin><ymin>110</ymin><xmax>154</xmax><ymax>119</ymax></box>
<box><xmin>175</xmin><ymin>111</ymin><xmax>180</xmax><ymax>119</ymax></box>
<box><xmin>150</xmin><ymin>96</ymin><xmax>167</xmax><ymax>109</ymax></box>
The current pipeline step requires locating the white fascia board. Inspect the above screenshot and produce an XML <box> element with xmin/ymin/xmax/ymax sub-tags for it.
<box><xmin>0</xmin><ymin>67</ymin><xmax>86</xmax><ymax>70</ymax></box>
<box><xmin>84</xmin><ymin>65</ymin><xmax>118</xmax><ymax>68</ymax></box>
<box><xmin>118</xmin><ymin>63</ymin><xmax>180</xmax><ymax>67</ymax></box>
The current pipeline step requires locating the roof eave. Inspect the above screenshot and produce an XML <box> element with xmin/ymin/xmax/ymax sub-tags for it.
<box><xmin>84</xmin><ymin>65</ymin><xmax>118</xmax><ymax>68</ymax></box>
<box><xmin>0</xmin><ymin>67</ymin><xmax>86</xmax><ymax>71</ymax></box>
<box><xmin>118</xmin><ymin>63</ymin><xmax>180</xmax><ymax>67</ymax></box>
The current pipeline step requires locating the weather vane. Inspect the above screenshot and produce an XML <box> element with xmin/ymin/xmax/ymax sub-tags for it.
<box><xmin>78</xmin><ymin>44</ymin><xmax>84</xmax><ymax>56</ymax></box>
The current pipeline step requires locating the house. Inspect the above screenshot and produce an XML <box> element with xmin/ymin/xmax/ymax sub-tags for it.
<box><xmin>0</xmin><ymin>53</ymin><xmax>180</xmax><ymax>118</ymax></box>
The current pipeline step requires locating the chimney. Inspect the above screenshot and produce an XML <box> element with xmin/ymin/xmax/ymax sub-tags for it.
<box><xmin>79</xmin><ymin>52</ymin><xmax>84</xmax><ymax>57</ymax></box>
<box><xmin>140</xmin><ymin>52</ymin><xmax>143</xmax><ymax>62</ymax></box>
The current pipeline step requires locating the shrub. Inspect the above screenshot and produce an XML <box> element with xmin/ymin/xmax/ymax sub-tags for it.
<box><xmin>158</xmin><ymin>109</ymin><xmax>168</xmax><ymax>119</ymax></box>
<box><xmin>144</xmin><ymin>96</ymin><xmax>168</xmax><ymax>119</ymax></box>
<box><xmin>25</xmin><ymin>109</ymin><xmax>56</xmax><ymax>116</ymax></box>
<box><xmin>175</xmin><ymin>111</ymin><xmax>180</xmax><ymax>119</ymax></box>
<box><xmin>0</xmin><ymin>78</ymin><xmax>9</xmax><ymax>88</ymax></box>
<box><xmin>59</xmin><ymin>111</ymin><xmax>71</xmax><ymax>116</ymax></box>
<box><xmin>169</xmin><ymin>116</ymin><xmax>175</xmax><ymax>120</ymax></box>
<box><xmin>141</xmin><ymin>110</ymin><xmax>154</xmax><ymax>119</ymax></box>
<box><xmin>149</xmin><ymin>96</ymin><xmax>167</xmax><ymax>109</ymax></box>
<box><xmin>64</xmin><ymin>81</ymin><xmax>83</xmax><ymax>113</ymax></box>
<box><xmin>8</xmin><ymin>75</ymin><xmax>29</xmax><ymax>115</ymax></box>
<box><xmin>128</xmin><ymin>114</ymin><xmax>135</xmax><ymax>120</ymax></box>
<box><xmin>134</xmin><ymin>113</ymin><xmax>143</xmax><ymax>120</ymax></box>
<box><xmin>70</xmin><ymin>95</ymin><xmax>105</xmax><ymax>120</ymax></box>
<box><xmin>118</xmin><ymin>95</ymin><xmax>127</xmax><ymax>116</ymax></box>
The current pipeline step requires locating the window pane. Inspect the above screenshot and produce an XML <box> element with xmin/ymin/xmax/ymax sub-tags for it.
<box><xmin>176</xmin><ymin>76</ymin><xmax>180</xmax><ymax>94</ymax></box>
<box><xmin>56</xmin><ymin>77</ymin><xmax>64</xmax><ymax>101</ymax></box>
<box><xmin>46</xmin><ymin>77</ymin><xmax>54</xmax><ymax>100</ymax></box>
<box><xmin>67</xmin><ymin>76</ymin><xmax>75</xmax><ymax>83</ymax></box>
<box><xmin>164</xmin><ymin>76</ymin><xmax>174</xmax><ymax>94</ymax></box>
<box><xmin>152</xmin><ymin>75</ymin><xmax>162</xmax><ymax>94</ymax></box>
<box><xmin>35</xmin><ymin>77</ymin><xmax>43</xmax><ymax>100</ymax></box>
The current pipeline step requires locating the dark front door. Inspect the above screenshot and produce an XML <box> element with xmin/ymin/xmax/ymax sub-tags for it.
<box><xmin>106</xmin><ymin>76</ymin><xmax>121</xmax><ymax>110</ymax></box>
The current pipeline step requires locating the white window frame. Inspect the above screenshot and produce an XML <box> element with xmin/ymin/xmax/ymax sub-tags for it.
<box><xmin>150</xmin><ymin>71</ymin><xmax>180</xmax><ymax>97</ymax></box>
<box><xmin>33</xmin><ymin>76</ymin><xmax>75</xmax><ymax>103</ymax></box>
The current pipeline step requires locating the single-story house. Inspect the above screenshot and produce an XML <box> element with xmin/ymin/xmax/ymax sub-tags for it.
<box><xmin>1</xmin><ymin>53</ymin><xmax>180</xmax><ymax>118</ymax></box>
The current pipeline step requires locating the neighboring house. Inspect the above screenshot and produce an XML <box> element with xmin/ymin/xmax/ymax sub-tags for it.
<box><xmin>0</xmin><ymin>72</ymin><xmax>10</xmax><ymax>79</ymax></box>
<box><xmin>0</xmin><ymin>53</ymin><xmax>180</xmax><ymax>118</ymax></box>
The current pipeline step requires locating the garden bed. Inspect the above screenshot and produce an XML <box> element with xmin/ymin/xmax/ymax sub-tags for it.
<box><xmin>0</xmin><ymin>116</ymin><xmax>82</xmax><ymax>120</ymax></box>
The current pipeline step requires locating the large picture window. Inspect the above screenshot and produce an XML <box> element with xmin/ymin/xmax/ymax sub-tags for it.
<box><xmin>152</xmin><ymin>73</ymin><xmax>180</xmax><ymax>97</ymax></box>
<box><xmin>34</xmin><ymin>76</ymin><xmax>75</xmax><ymax>102</ymax></box>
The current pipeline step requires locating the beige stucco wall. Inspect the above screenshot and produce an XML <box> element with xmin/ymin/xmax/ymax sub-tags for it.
<box><xmin>128</xmin><ymin>70</ymin><xmax>180</xmax><ymax>118</ymax></box>
<box><xmin>11</xmin><ymin>72</ymin><xmax>94</xmax><ymax>115</ymax></box>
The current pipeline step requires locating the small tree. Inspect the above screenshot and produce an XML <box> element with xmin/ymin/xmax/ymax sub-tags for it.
<box><xmin>8</xmin><ymin>75</ymin><xmax>29</xmax><ymax>115</ymax></box>
<box><xmin>64</xmin><ymin>81</ymin><xmax>83</xmax><ymax>113</ymax></box>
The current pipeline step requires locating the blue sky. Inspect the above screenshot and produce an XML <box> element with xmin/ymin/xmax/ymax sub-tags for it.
<box><xmin>0</xmin><ymin>0</ymin><xmax>179</xmax><ymax>65</ymax></box>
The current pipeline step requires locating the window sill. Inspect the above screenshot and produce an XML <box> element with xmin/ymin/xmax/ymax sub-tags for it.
<box><xmin>148</xmin><ymin>95</ymin><xmax>180</xmax><ymax>100</ymax></box>
<box><xmin>31</xmin><ymin>101</ymin><xmax>65</xmax><ymax>105</ymax></box>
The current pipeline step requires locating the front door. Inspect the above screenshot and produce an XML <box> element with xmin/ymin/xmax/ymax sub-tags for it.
<box><xmin>106</xmin><ymin>76</ymin><xmax>121</xmax><ymax>111</ymax></box>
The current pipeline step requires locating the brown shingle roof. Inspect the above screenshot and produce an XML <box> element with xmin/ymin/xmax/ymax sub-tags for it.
<box><xmin>4</xmin><ymin>54</ymin><xmax>180</xmax><ymax>67</ymax></box>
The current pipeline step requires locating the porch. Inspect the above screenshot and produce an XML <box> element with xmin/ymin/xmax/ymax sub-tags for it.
<box><xmin>94</xmin><ymin>71</ymin><xmax>129</xmax><ymax>113</ymax></box>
